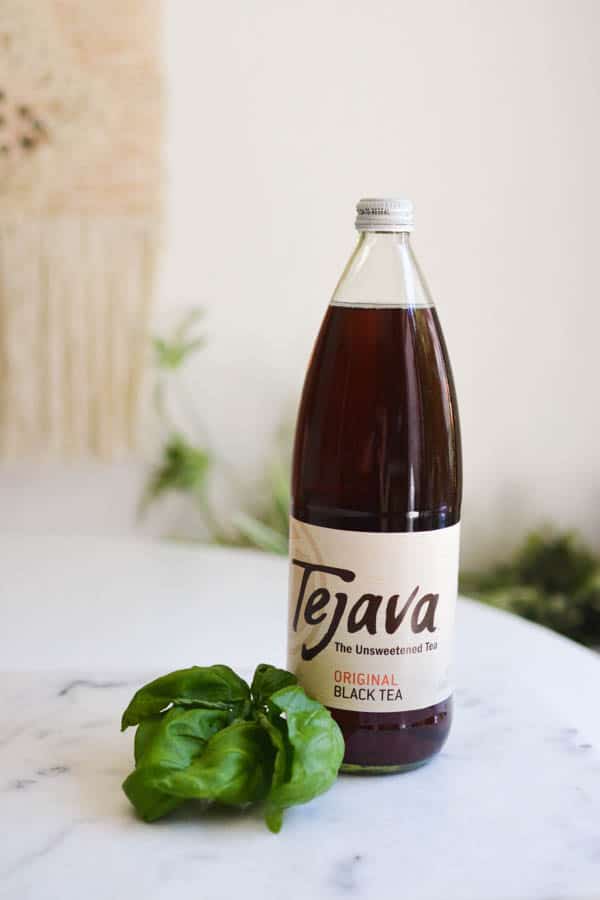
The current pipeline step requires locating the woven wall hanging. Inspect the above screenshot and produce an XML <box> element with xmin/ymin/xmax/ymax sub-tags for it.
<box><xmin>0</xmin><ymin>0</ymin><xmax>162</xmax><ymax>457</ymax></box>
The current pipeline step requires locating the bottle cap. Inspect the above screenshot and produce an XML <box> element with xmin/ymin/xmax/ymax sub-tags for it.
<box><xmin>355</xmin><ymin>197</ymin><xmax>414</xmax><ymax>232</ymax></box>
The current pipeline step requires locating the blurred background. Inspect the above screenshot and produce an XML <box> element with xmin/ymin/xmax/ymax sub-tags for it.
<box><xmin>1</xmin><ymin>0</ymin><xmax>599</xmax><ymax>642</ymax></box>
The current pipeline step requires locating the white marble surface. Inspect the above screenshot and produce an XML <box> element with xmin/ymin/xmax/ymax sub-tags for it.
<box><xmin>1</xmin><ymin>535</ymin><xmax>600</xmax><ymax>900</ymax></box>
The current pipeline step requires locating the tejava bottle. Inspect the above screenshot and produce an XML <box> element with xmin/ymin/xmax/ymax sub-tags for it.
<box><xmin>288</xmin><ymin>197</ymin><xmax>462</xmax><ymax>772</ymax></box>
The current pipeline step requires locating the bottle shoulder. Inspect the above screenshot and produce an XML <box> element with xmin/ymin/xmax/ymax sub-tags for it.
<box><xmin>331</xmin><ymin>232</ymin><xmax>434</xmax><ymax>309</ymax></box>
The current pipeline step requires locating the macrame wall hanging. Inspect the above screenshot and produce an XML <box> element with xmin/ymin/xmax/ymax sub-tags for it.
<box><xmin>0</xmin><ymin>0</ymin><xmax>162</xmax><ymax>457</ymax></box>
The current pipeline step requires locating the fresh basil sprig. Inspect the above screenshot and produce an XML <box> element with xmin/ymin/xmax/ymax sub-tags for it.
<box><xmin>121</xmin><ymin>664</ymin><xmax>344</xmax><ymax>832</ymax></box>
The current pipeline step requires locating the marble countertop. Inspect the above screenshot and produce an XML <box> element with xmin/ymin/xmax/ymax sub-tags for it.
<box><xmin>1</xmin><ymin>535</ymin><xmax>600</xmax><ymax>900</ymax></box>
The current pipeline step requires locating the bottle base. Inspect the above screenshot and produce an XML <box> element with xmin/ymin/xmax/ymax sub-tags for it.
<box><xmin>331</xmin><ymin>696</ymin><xmax>452</xmax><ymax>772</ymax></box>
<box><xmin>341</xmin><ymin>758</ymin><xmax>431</xmax><ymax>776</ymax></box>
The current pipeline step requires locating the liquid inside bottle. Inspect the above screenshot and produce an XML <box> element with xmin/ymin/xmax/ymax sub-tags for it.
<box><xmin>288</xmin><ymin>198</ymin><xmax>462</xmax><ymax>772</ymax></box>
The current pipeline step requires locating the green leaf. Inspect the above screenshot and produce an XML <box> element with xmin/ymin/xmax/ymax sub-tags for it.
<box><xmin>143</xmin><ymin>435</ymin><xmax>211</xmax><ymax>509</ymax></box>
<box><xmin>460</xmin><ymin>527</ymin><xmax>600</xmax><ymax>645</ymax></box>
<box><xmin>515</xmin><ymin>531</ymin><xmax>597</xmax><ymax>595</ymax></box>
<box><xmin>134</xmin><ymin>716</ymin><xmax>163</xmax><ymax>766</ymax></box>
<box><xmin>251</xmin><ymin>663</ymin><xmax>297</xmax><ymax>708</ymax></box>
<box><xmin>256</xmin><ymin>711</ymin><xmax>290</xmax><ymax>833</ymax></box>
<box><xmin>134</xmin><ymin>707</ymin><xmax>231</xmax><ymax>767</ymax></box>
<box><xmin>262</xmin><ymin>684</ymin><xmax>345</xmax><ymax>833</ymax></box>
<box><xmin>122</xmin><ymin>765</ymin><xmax>183</xmax><ymax>822</ymax></box>
<box><xmin>123</xmin><ymin>706</ymin><xmax>230</xmax><ymax>822</ymax></box>
<box><xmin>156</xmin><ymin>720</ymin><xmax>275</xmax><ymax>807</ymax></box>
<box><xmin>153</xmin><ymin>309</ymin><xmax>207</xmax><ymax>370</ymax></box>
<box><xmin>121</xmin><ymin>665</ymin><xmax>251</xmax><ymax>730</ymax></box>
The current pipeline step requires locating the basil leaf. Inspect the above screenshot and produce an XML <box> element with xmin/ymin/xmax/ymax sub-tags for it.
<box><xmin>134</xmin><ymin>716</ymin><xmax>163</xmax><ymax>766</ymax></box>
<box><xmin>123</xmin><ymin>706</ymin><xmax>231</xmax><ymax>822</ymax></box>
<box><xmin>156</xmin><ymin>721</ymin><xmax>275</xmax><ymax>807</ymax></box>
<box><xmin>255</xmin><ymin>711</ymin><xmax>290</xmax><ymax>833</ymax></box>
<box><xmin>123</xmin><ymin>765</ymin><xmax>183</xmax><ymax>822</ymax></box>
<box><xmin>262</xmin><ymin>685</ymin><xmax>345</xmax><ymax>833</ymax></box>
<box><xmin>134</xmin><ymin>707</ymin><xmax>231</xmax><ymax>768</ymax></box>
<box><xmin>121</xmin><ymin>665</ymin><xmax>251</xmax><ymax>730</ymax></box>
<box><xmin>250</xmin><ymin>663</ymin><xmax>297</xmax><ymax>707</ymax></box>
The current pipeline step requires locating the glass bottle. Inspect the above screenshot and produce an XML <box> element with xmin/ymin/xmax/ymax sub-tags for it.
<box><xmin>288</xmin><ymin>197</ymin><xmax>462</xmax><ymax>772</ymax></box>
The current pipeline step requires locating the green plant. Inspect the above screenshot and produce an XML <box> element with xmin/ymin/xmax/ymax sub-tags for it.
<box><xmin>140</xmin><ymin>434</ymin><xmax>211</xmax><ymax>515</ymax></box>
<box><xmin>143</xmin><ymin>308</ymin><xmax>291</xmax><ymax>551</ymax></box>
<box><xmin>460</xmin><ymin>530</ymin><xmax>600</xmax><ymax>646</ymax></box>
<box><xmin>121</xmin><ymin>663</ymin><xmax>345</xmax><ymax>833</ymax></box>
<box><xmin>141</xmin><ymin>309</ymin><xmax>215</xmax><ymax>525</ymax></box>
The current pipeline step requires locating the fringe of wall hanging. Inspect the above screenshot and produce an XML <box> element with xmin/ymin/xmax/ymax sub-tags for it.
<box><xmin>0</xmin><ymin>0</ymin><xmax>163</xmax><ymax>458</ymax></box>
<box><xmin>0</xmin><ymin>217</ymin><xmax>159</xmax><ymax>457</ymax></box>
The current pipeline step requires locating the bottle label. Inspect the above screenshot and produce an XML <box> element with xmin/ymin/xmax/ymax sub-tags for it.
<box><xmin>287</xmin><ymin>517</ymin><xmax>460</xmax><ymax>713</ymax></box>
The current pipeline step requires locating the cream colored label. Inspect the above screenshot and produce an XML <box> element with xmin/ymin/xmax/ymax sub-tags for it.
<box><xmin>287</xmin><ymin>518</ymin><xmax>460</xmax><ymax>713</ymax></box>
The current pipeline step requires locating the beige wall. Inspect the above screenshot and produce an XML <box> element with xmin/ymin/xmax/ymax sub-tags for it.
<box><xmin>3</xmin><ymin>0</ymin><xmax>600</xmax><ymax>566</ymax></box>
<box><xmin>161</xmin><ymin>0</ymin><xmax>600</xmax><ymax>565</ymax></box>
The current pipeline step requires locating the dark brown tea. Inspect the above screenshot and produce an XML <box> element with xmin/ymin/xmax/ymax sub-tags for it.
<box><xmin>287</xmin><ymin>199</ymin><xmax>462</xmax><ymax>772</ymax></box>
<box><xmin>290</xmin><ymin>305</ymin><xmax>461</xmax><ymax>769</ymax></box>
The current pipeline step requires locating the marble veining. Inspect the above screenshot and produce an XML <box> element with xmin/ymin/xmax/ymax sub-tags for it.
<box><xmin>1</xmin><ymin>824</ymin><xmax>80</xmax><ymax>882</ymax></box>
<box><xmin>58</xmin><ymin>678</ymin><xmax>129</xmax><ymax>697</ymax></box>
<box><xmin>0</xmin><ymin>662</ymin><xmax>599</xmax><ymax>900</ymax></box>
<box><xmin>1</xmin><ymin>539</ymin><xmax>600</xmax><ymax>900</ymax></box>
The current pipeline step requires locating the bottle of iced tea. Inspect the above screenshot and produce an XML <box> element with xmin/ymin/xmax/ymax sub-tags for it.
<box><xmin>288</xmin><ymin>197</ymin><xmax>462</xmax><ymax>772</ymax></box>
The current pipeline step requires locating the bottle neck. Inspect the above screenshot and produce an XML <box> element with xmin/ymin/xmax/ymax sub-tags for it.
<box><xmin>331</xmin><ymin>230</ymin><xmax>434</xmax><ymax>309</ymax></box>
